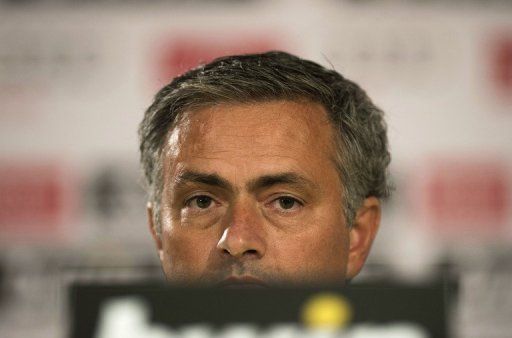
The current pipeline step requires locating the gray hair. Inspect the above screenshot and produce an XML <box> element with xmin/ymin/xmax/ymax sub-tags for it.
<box><xmin>139</xmin><ymin>51</ymin><xmax>391</xmax><ymax>234</ymax></box>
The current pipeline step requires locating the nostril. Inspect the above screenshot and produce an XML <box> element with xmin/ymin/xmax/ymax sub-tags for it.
<box><xmin>221</xmin><ymin>248</ymin><xmax>259</xmax><ymax>257</ymax></box>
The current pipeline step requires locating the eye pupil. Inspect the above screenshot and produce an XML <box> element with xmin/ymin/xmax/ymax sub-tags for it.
<box><xmin>196</xmin><ymin>196</ymin><xmax>212</xmax><ymax>209</ymax></box>
<box><xmin>279</xmin><ymin>197</ymin><xmax>295</xmax><ymax>209</ymax></box>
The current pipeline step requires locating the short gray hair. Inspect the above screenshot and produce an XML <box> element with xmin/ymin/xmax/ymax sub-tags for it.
<box><xmin>139</xmin><ymin>51</ymin><xmax>391</xmax><ymax>234</ymax></box>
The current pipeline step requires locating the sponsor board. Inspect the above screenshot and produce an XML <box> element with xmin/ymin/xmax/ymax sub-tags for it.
<box><xmin>412</xmin><ymin>159</ymin><xmax>510</xmax><ymax>238</ymax></box>
<box><xmin>70</xmin><ymin>283</ymin><xmax>450</xmax><ymax>338</ymax></box>
<box><xmin>0</xmin><ymin>162</ymin><xmax>78</xmax><ymax>242</ymax></box>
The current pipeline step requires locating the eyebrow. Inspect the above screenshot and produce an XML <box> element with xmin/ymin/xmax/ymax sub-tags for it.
<box><xmin>246</xmin><ymin>172</ymin><xmax>319</xmax><ymax>193</ymax></box>
<box><xmin>173</xmin><ymin>170</ymin><xmax>319</xmax><ymax>194</ymax></box>
<box><xmin>173</xmin><ymin>170</ymin><xmax>234</xmax><ymax>192</ymax></box>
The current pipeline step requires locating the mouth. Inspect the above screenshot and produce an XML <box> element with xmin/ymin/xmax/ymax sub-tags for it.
<box><xmin>216</xmin><ymin>276</ymin><xmax>268</xmax><ymax>289</ymax></box>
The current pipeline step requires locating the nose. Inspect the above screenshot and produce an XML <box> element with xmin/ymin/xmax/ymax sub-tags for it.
<box><xmin>216</xmin><ymin>199</ymin><xmax>266</xmax><ymax>259</ymax></box>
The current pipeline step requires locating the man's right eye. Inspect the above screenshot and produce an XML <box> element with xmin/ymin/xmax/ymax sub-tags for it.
<box><xmin>186</xmin><ymin>195</ymin><xmax>214</xmax><ymax>209</ymax></box>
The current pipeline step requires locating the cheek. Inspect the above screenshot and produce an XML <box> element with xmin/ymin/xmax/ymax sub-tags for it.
<box><xmin>270</xmin><ymin>222</ymin><xmax>349</xmax><ymax>279</ymax></box>
<box><xmin>160</xmin><ymin>228</ymin><xmax>215</xmax><ymax>280</ymax></box>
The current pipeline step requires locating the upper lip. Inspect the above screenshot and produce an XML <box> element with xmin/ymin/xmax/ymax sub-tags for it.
<box><xmin>216</xmin><ymin>276</ymin><xmax>268</xmax><ymax>288</ymax></box>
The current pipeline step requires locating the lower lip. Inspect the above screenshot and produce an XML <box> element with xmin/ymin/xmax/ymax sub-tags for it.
<box><xmin>221</xmin><ymin>283</ymin><xmax>267</xmax><ymax>289</ymax></box>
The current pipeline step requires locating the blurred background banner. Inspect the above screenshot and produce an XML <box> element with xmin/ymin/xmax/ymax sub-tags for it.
<box><xmin>0</xmin><ymin>1</ymin><xmax>511</xmax><ymax>337</ymax></box>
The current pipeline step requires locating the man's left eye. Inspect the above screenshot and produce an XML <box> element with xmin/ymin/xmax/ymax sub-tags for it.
<box><xmin>271</xmin><ymin>196</ymin><xmax>303</xmax><ymax>212</ymax></box>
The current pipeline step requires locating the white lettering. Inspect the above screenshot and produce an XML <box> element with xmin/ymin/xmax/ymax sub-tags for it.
<box><xmin>94</xmin><ymin>297</ymin><xmax>429</xmax><ymax>338</ymax></box>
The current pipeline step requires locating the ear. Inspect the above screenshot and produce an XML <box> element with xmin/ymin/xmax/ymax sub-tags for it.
<box><xmin>146</xmin><ymin>202</ymin><xmax>164</xmax><ymax>262</ymax></box>
<box><xmin>346</xmin><ymin>196</ymin><xmax>381</xmax><ymax>280</ymax></box>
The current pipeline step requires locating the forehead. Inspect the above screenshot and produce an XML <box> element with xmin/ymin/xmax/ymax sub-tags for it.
<box><xmin>165</xmin><ymin>100</ymin><xmax>338</xmax><ymax>179</ymax></box>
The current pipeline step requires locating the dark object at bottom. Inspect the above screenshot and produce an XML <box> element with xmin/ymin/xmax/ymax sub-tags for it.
<box><xmin>69</xmin><ymin>281</ymin><xmax>453</xmax><ymax>338</ymax></box>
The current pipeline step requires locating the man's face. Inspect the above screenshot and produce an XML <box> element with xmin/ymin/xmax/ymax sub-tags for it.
<box><xmin>148</xmin><ymin>100</ymin><xmax>378</xmax><ymax>287</ymax></box>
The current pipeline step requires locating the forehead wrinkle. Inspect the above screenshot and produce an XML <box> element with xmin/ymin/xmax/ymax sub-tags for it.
<box><xmin>194</xmin><ymin>101</ymin><xmax>329</xmax><ymax>138</ymax></box>
<box><xmin>190</xmin><ymin>122</ymin><xmax>323</xmax><ymax>155</ymax></box>
<box><xmin>164</xmin><ymin>100</ymin><xmax>340</xmax><ymax>188</ymax></box>
<box><xmin>191</xmin><ymin>99</ymin><xmax>328</xmax><ymax>132</ymax></box>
